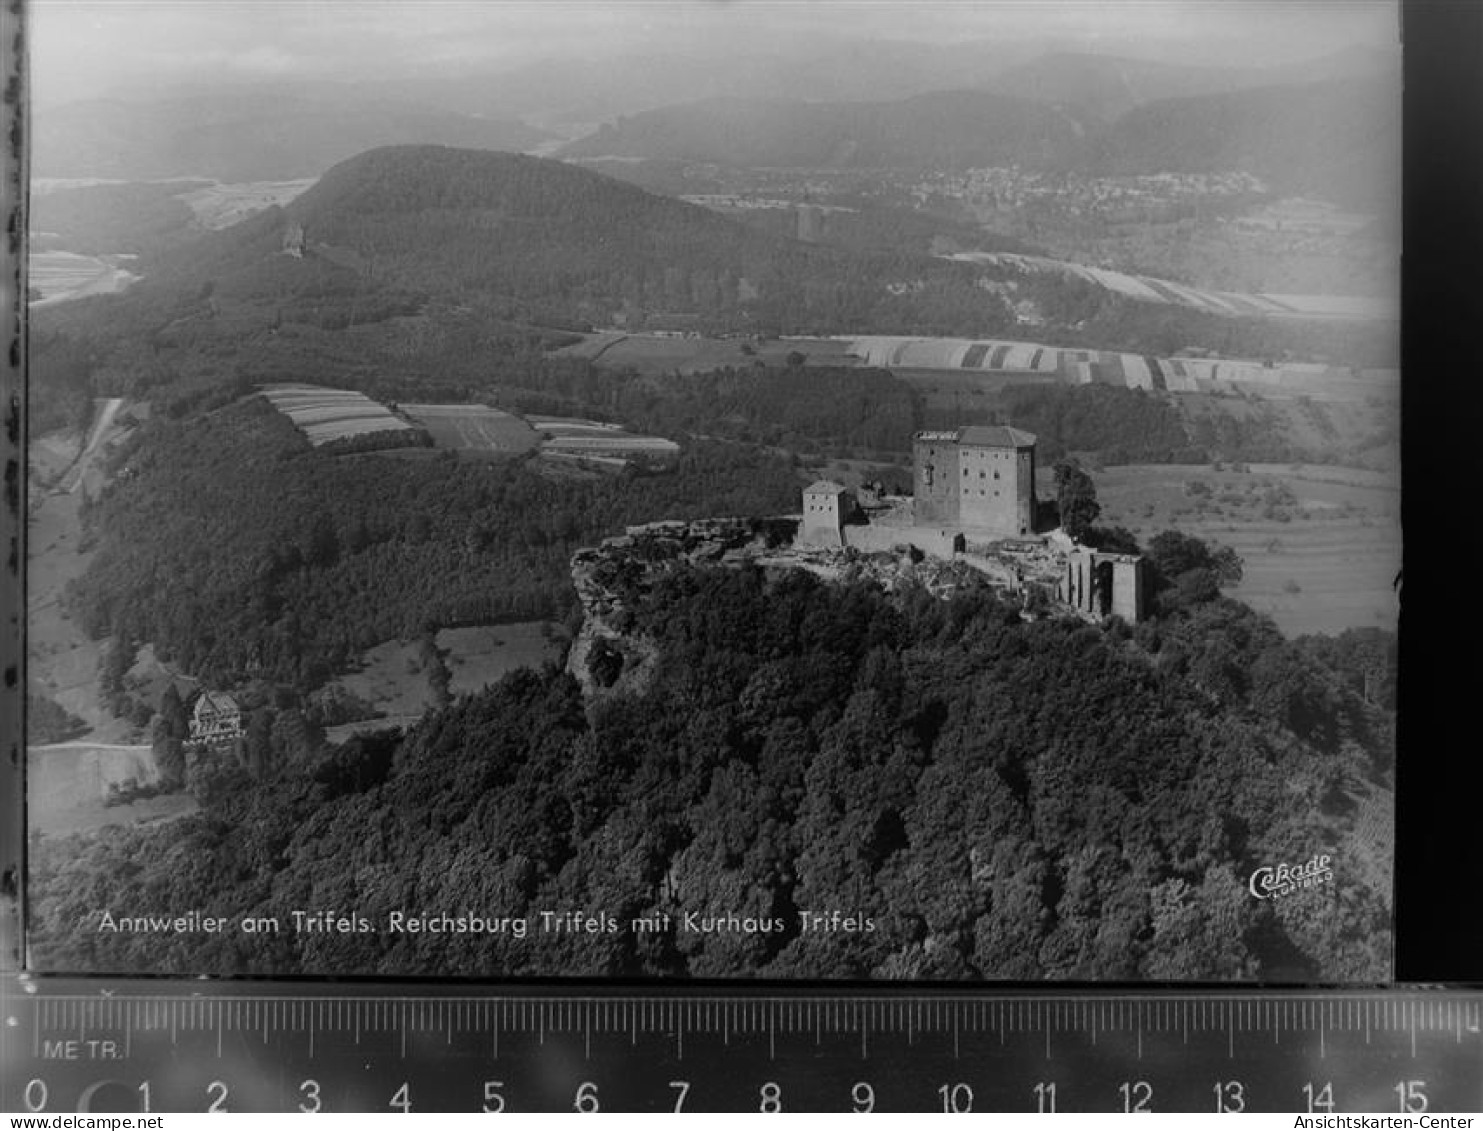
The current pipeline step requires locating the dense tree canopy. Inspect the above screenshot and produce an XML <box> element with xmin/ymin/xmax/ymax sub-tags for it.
<box><xmin>31</xmin><ymin>561</ymin><xmax>1392</xmax><ymax>981</ymax></box>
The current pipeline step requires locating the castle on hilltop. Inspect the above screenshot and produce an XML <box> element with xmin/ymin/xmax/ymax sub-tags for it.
<box><xmin>797</xmin><ymin>423</ymin><xmax>1148</xmax><ymax>622</ymax></box>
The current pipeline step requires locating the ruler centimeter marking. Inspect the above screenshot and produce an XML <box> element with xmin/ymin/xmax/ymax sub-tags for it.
<box><xmin>5</xmin><ymin>984</ymin><xmax>1481</xmax><ymax>1113</ymax></box>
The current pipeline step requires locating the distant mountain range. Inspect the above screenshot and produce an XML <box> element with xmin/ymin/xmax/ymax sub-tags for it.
<box><xmin>977</xmin><ymin>47</ymin><xmax>1397</xmax><ymax>123</ymax></box>
<box><xmin>322</xmin><ymin>42</ymin><xmax>1398</xmax><ymax>127</ymax></box>
<box><xmin>33</xmin><ymin>43</ymin><xmax>1397</xmax><ymax>193</ymax></box>
<box><xmin>561</xmin><ymin>72</ymin><xmax>1399</xmax><ymax>209</ymax></box>
<box><xmin>560</xmin><ymin>91</ymin><xmax>1082</xmax><ymax>169</ymax></box>
<box><xmin>33</xmin><ymin>91</ymin><xmax>549</xmax><ymax>182</ymax></box>
<box><xmin>1072</xmin><ymin>77</ymin><xmax>1400</xmax><ymax>209</ymax></box>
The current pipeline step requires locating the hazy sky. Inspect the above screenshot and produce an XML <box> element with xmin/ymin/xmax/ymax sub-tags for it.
<box><xmin>29</xmin><ymin>0</ymin><xmax>1400</xmax><ymax>107</ymax></box>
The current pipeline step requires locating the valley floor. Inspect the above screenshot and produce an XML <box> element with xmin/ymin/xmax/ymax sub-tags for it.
<box><xmin>1090</xmin><ymin>462</ymin><xmax>1400</xmax><ymax>636</ymax></box>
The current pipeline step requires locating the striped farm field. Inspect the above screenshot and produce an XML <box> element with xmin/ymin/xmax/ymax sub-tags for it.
<box><xmin>260</xmin><ymin>384</ymin><xmax>415</xmax><ymax>446</ymax></box>
<box><xmin>401</xmin><ymin>404</ymin><xmax>541</xmax><ymax>455</ymax></box>
<box><xmin>528</xmin><ymin>416</ymin><xmax>680</xmax><ymax>461</ymax></box>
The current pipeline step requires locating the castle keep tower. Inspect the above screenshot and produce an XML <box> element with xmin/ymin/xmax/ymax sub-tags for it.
<box><xmin>912</xmin><ymin>425</ymin><xmax>1036</xmax><ymax>538</ymax></box>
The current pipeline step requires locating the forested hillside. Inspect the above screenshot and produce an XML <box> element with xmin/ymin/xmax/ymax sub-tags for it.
<box><xmin>976</xmin><ymin>52</ymin><xmax>1260</xmax><ymax>123</ymax></box>
<box><xmin>33</xmin><ymin>145</ymin><xmax>1025</xmax><ymax>341</ymax></box>
<box><xmin>30</xmin><ymin>564</ymin><xmax>1392</xmax><ymax>979</ymax></box>
<box><xmin>29</xmin><ymin>181</ymin><xmax>207</xmax><ymax>256</ymax></box>
<box><xmin>67</xmin><ymin>397</ymin><xmax>802</xmax><ymax>688</ymax></box>
<box><xmin>29</xmin><ymin>140</ymin><xmax>1395</xmax><ymax>397</ymax></box>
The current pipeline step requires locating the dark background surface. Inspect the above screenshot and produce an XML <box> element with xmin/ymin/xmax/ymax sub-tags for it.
<box><xmin>1396</xmin><ymin>0</ymin><xmax>1483</xmax><ymax>984</ymax></box>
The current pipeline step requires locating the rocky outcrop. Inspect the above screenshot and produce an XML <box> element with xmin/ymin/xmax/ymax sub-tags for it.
<box><xmin>565</xmin><ymin>515</ymin><xmax>1018</xmax><ymax>703</ymax></box>
<box><xmin>566</xmin><ymin>517</ymin><xmax>781</xmax><ymax>704</ymax></box>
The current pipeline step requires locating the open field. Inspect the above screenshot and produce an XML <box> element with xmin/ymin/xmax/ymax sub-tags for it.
<box><xmin>28</xmin><ymin>403</ymin><xmax>141</xmax><ymax>744</ymax></box>
<box><xmin>400</xmin><ymin>403</ymin><xmax>541</xmax><ymax>456</ymax></box>
<box><xmin>330</xmin><ymin>640</ymin><xmax>435</xmax><ymax>718</ymax></box>
<box><xmin>1085</xmin><ymin>462</ymin><xmax>1400</xmax><ymax>636</ymax></box>
<box><xmin>178</xmin><ymin>178</ymin><xmax>317</xmax><ymax>229</ymax></box>
<box><xmin>58</xmin><ymin>398</ymin><xmax>128</xmax><ymax>494</ymax></box>
<box><xmin>440</xmin><ymin>623</ymin><xmax>562</xmax><ymax>696</ymax></box>
<box><xmin>552</xmin><ymin>332</ymin><xmax>859</xmax><ymax>374</ymax></box>
<box><xmin>1012</xmin><ymin>195</ymin><xmax>1393</xmax><ymax>298</ymax></box>
<box><xmin>28</xmin><ymin>743</ymin><xmax>196</xmax><ymax>837</ymax></box>
<box><xmin>29</xmin><ymin>251</ymin><xmax>140</xmax><ymax>305</ymax></box>
<box><xmin>29</xmin><ymin>431</ymin><xmax>83</xmax><ymax>497</ymax></box>
<box><xmin>260</xmin><ymin>384</ymin><xmax>416</xmax><ymax>446</ymax></box>
<box><xmin>327</xmin><ymin>621</ymin><xmax>560</xmax><ymax>723</ymax></box>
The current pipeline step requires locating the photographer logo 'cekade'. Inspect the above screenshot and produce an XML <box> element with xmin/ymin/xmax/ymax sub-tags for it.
<box><xmin>1248</xmin><ymin>854</ymin><xmax>1335</xmax><ymax>900</ymax></box>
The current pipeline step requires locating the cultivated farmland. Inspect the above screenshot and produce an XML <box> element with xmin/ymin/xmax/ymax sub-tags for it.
<box><xmin>400</xmin><ymin>403</ymin><xmax>541</xmax><ymax>455</ymax></box>
<box><xmin>946</xmin><ymin>251</ymin><xmax>1397</xmax><ymax>322</ymax></box>
<box><xmin>846</xmin><ymin>333</ymin><xmax>1396</xmax><ymax>394</ymax></box>
<box><xmin>260</xmin><ymin>384</ymin><xmax>416</xmax><ymax>446</ymax></box>
<box><xmin>29</xmin><ymin>251</ymin><xmax>140</xmax><ymax>306</ymax></box>
<box><xmin>529</xmin><ymin>416</ymin><xmax>681</xmax><ymax>465</ymax></box>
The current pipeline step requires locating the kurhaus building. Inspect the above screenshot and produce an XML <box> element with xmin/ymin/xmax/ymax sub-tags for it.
<box><xmin>912</xmin><ymin>425</ymin><xmax>1037</xmax><ymax>538</ymax></box>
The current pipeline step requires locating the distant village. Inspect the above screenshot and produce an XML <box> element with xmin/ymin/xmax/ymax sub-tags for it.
<box><xmin>913</xmin><ymin>165</ymin><xmax>1268</xmax><ymax>225</ymax></box>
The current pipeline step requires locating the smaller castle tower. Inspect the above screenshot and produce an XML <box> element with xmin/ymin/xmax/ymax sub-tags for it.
<box><xmin>800</xmin><ymin>481</ymin><xmax>854</xmax><ymax>548</ymax></box>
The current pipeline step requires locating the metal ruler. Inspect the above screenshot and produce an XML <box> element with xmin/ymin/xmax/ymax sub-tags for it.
<box><xmin>3</xmin><ymin>981</ymin><xmax>1480</xmax><ymax>1113</ymax></box>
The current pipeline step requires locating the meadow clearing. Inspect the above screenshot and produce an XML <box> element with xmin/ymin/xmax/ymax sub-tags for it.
<box><xmin>1083</xmin><ymin>462</ymin><xmax>1400</xmax><ymax>636</ymax></box>
<box><xmin>323</xmin><ymin>621</ymin><xmax>561</xmax><ymax>740</ymax></box>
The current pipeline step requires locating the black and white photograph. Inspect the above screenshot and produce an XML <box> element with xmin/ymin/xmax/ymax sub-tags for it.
<box><xmin>20</xmin><ymin>0</ymin><xmax>1401</xmax><ymax>981</ymax></box>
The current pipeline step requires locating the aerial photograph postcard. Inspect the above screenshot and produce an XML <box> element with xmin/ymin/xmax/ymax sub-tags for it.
<box><xmin>22</xmin><ymin>0</ymin><xmax>1399</xmax><ymax>980</ymax></box>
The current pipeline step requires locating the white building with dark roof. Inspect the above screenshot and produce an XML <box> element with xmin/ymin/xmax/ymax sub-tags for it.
<box><xmin>189</xmin><ymin>690</ymin><xmax>242</xmax><ymax>746</ymax></box>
